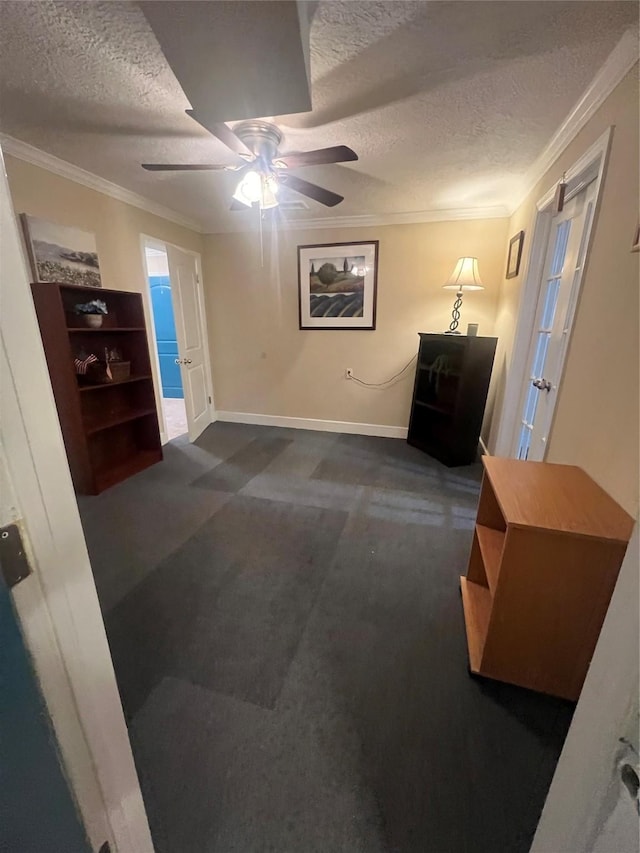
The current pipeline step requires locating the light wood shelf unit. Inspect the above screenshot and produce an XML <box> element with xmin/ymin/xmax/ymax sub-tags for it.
<box><xmin>460</xmin><ymin>457</ymin><xmax>633</xmax><ymax>700</ymax></box>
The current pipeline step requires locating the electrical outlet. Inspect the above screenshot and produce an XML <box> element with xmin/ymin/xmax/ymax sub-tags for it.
<box><xmin>345</xmin><ymin>368</ymin><xmax>353</xmax><ymax>379</ymax></box>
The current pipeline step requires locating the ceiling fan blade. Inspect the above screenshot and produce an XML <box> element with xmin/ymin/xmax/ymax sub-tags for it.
<box><xmin>185</xmin><ymin>110</ymin><xmax>253</xmax><ymax>160</ymax></box>
<box><xmin>275</xmin><ymin>146</ymin><xmax>358</xmax><ymax>169</ymax></box>
<box><xmin>142</xmin><ymin>163</ymin><xmax>231</xmax><ymax>171</ymax></box>
<box><xmin>279</xmin><ymin>174</ymin><xmax>344</xmax><ymax>207</ymax></box>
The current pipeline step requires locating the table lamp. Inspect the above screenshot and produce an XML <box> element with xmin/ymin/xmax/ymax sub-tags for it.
<box><xmin>443</xmin><ymin>257</ymin><xmax>484</xmax><ymax>334</ymax></box>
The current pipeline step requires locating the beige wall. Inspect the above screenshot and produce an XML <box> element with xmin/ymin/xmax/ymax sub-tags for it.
<box><xmin>489</xmin><ymin>67</ymin><xmax>639</xmax><ymax>516</ymax></box>
<box><xmin>203</xmin><ymin>218</ymin><xmax>508</xmax><ymax>430</ymax></box>
<box><xmin>4</xmin><ymin>153</ymin><xmax>203</xmax><ymax>416</ymax></box>
<box><xmin>4</xmin><ymin>155</ymin><xmax>203</xmax><ymax>290</ymax></box>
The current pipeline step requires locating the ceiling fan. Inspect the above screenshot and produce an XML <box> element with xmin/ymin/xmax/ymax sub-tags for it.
<box><xmin>142</xmin><ymin>115</ymin><xmax>358</xmax><ymax>209</ymax></box>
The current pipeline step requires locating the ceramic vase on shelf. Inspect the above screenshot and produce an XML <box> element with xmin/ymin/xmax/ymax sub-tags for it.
<box><xmin>84</xmin><ymin>314</ymin><xmax>103</xmax><ymax>328</ymax></box>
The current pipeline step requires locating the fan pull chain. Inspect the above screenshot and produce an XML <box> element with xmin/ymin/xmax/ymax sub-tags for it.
<box><xmin>258</xmin><ymin>203</ymin><xmax>264</xmax><ymax>267</ymax></box>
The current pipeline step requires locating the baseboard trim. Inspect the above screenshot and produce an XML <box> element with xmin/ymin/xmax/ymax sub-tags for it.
<box><xmin>214</xmin><ymin>410</ymin><xmax>408</xmax><ymax>439</ymax></box>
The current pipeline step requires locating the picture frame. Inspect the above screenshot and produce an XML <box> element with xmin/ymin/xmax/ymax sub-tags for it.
<box><xmin>506</xmin><ymin>230</ymin><xmax>525</xmax><ymax>279</ymax></box>
<box><xmin>632</xmin><ymin>223</ymin><xmax>640</xmax><ymax>253</ymax></box>
<box><xmin>20</xmin><ymin>213</ymin><xmax>102</xmax><ymax>287</ymax></box>
<box><xmin>297</xmin><ymin>241</ymin><xmax>379</xmax><ymax>330</ymax></box>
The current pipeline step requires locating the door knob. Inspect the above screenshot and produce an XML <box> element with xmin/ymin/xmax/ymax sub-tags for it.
<box><xmin>185</xmin><ymin>358</ymin><xmax>192</xmax><ymax>364</ymax></box>
<box><xmin>174</xmin><ymin>358</ymin><xmax>182</xmax><ymax>365</ymax></box>
<box><xmin>174</xmin><ymin>358</ymin><xmax>192</xmax><ymax>365</ymax></box>
<box><xmin>532</xmin><ymin>378</ymin><xmax>552</xmax><ymax>392</ymax></box>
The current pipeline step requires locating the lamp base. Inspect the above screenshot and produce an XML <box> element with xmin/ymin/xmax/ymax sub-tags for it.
<box><xmin>445</xmin><ymin>289</ymin><xmax>464</xmax><ymax>334</ymax></box>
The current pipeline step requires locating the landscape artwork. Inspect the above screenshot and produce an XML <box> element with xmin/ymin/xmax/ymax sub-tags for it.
<box><xmin>298</xmin><ymin>241</ymin><xmax>378</xmax><ymax>330</ymax></box>
<box><xmin>21</xmin><ymin>214</ymin><xmax>102</xmax><ymax>288</ymax></box>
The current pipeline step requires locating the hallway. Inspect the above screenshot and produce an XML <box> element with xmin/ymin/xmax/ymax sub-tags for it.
<box><xmin>78</xmin><ymin>423</ymin><xmax>573</xmax><ymax>852</ymax></box>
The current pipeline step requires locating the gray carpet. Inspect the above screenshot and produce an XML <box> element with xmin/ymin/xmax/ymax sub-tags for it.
<box><xmin>77</xmin><ymin>423</ymin><xmax>573</xmax><ymax>853</ymax></box>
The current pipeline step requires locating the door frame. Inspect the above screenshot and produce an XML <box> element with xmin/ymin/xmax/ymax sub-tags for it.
<box><xmin>493</xmin><ymin>127</ymin><xmax>613</xmax><ymax>458</ymax></box>
<box><xmin>140</xmin><ymin>234</ymin><xmax>216</xmax><ymax>444</ymax></box>
<box><xmin>0</xmin><ymin>147</ymin><xmax>154</xmax><ymax>851</ymax></box>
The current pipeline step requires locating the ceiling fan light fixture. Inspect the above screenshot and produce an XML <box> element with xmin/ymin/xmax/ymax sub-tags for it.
<box><xmin>232</xmin><ymin>169</ymin><xmax>263</xmax><ymax>207</ymax></box>
<box><xmin>233</xmin><ymin>170</ymin><xmax>280</xmax><ymax>209</ymax></box>
<box><xmin>260</xmin><ymin>173</ymin><xmax>279</xmax><ymax>209</ymax></box>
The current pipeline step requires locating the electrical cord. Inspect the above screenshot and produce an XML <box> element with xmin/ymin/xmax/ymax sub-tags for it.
<box><xmin>349</xmin><ymin>354</ymin><xmax>418</xmax><ymax>388</ymax></box>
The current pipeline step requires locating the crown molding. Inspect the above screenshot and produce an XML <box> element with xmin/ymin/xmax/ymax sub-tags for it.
<box><xmin>0</xmin><ymin>135</ymin><xmax>205</xmax><ymax>233</ymax></box>
<box><xmin>513</xmin><ymin>27</ymin><xmax>638</xmax><ymax>212</ymax></box>
<box><xmin>203</xmin><ymin>205</ymin><xmax>511</xmax><ymax>234</ymax></box>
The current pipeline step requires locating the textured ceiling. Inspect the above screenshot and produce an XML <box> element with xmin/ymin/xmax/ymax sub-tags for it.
<box><xmin>0</xmin><ymin>1</ymin><xmax>636</xmax><ymax>232</ymax></box>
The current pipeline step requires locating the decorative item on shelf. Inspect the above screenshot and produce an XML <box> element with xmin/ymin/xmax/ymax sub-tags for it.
<box><xmin>74</xmin><ymin>352</ymin><xmax>98</xmax><ymax>376</ymax></box>
<box><xmin>442</xmin><ymin>257</ymin><xmax>484</xmax><ymax>335</ymax></box>
<box><xmin>74</xmin><ymin>348</ymin><xmax>112</xmax><ymax>384</ymax></box>
<box><xmin>467</xmin><ymin>323</ymin><xmax>479</xmax><ymax>337</ymax></box>
<box><xmin>73</xmin><ymin>345</ymin><xmax>130</xmax><ymax>385</ymax></box>
<box><xmin>75</xmin><ymin>299</ymin><xmax>108</xmax><ymax>328</ymax></box>
<box><xmin>505</xmin><ymin>230</ymin><xmax>525</xmax><ymax>279</ymax></box>
<box><xmin>297</xmin><ymin>241</ymin><xmax>379</xmax><ymax>330</ymax></box>
<box><xmin>20</xmin><ymin>214</ymin><xmax>102</xmax><ymax>287</ymax></box>
<box><xmin>104</xmin><ymin>347</ymin><xmax>131</xmax><ymax>382</ymax></box>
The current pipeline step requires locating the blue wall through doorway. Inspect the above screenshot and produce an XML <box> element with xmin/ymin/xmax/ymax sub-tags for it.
<box><xmin>149</xmin><ymin>275</ymin><xmax>184</xmax><ymax>399</ymax></box>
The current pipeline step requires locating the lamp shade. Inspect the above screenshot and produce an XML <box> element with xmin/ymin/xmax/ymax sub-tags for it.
<box><xmin>443</xmin><ymin>257</ymin><xmax>484</xmax><ymax>291</ymax></box>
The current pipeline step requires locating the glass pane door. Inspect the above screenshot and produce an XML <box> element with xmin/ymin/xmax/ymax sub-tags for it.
<box><xmin>515</xmin><ymin>179</ymin><xmax>597</xmax><ymax>461</ymax></box>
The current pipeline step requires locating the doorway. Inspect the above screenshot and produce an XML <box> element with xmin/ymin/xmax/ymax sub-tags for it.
<box><xmin>143</xmin><ymin>242</ymin><xmax>188</xmax><ymax>441</ymax></box>
<box><xmin>141</xmin><ymin>237</ymin><xmax>214</xmax><ymax>443</ymax></box>
<box><xmin>514</xmin><ymin>177</ymin><xmax>597</xmax><ymax>460</ymax></box>
<box><xmin>493</xmin><ymin>128</ymin><xmax>611</xmax><ymax>458</ymax></box>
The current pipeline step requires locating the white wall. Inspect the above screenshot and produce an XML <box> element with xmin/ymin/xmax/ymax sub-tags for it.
<box><xmin>531</xmin><ymin>526</ymin><xmax>639</xmax><ymax>853</ymax></box>
<box><xmin>0</xmin><ymin>147</ymin><xmax>154</xmax><ymax>852</ymax></box>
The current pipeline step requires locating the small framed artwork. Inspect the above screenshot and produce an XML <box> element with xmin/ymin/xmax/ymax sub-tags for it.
<box><xmin>632</xmin><ymin>223</ymin><xmax>640</xmax><ymax>253</ymax></box>
<box><xmin>506</xmin><ymin>230</ymin><xmax>525</xmax><ymax>279</ymax></box>
<box><xmin>298</xmin><ymin>241</ymin><xmax>379</xmax><ymax>330</ymax></box>
<box><xmin>20</xmin><ymin>214</ymin><xmax>102</xmax><ymax>287</ymax></box>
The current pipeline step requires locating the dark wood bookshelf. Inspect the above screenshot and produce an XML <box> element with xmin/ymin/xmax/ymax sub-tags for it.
<box><xmin>79</xmin><ymin>374</ymin><xmax>152</xmax><ymax>392</ymax></box>
<box><xmin>68</xmin><ymin>326</ymin><xmax>146</xmax><ymax>333</ymax></box>
<box><xmin>407</xmin><ymin>333</ymin><xmax>497</xmax><ymax>466</ymax></box>
<box><xmin>30</xmin><ymin>282</ymin><xmax>162</xmax><ymax>494</ymax></box>
<box><xmin>84</xmin><ymin>406</ymin><xmax>158</xmax><ymax>435</ymax></box>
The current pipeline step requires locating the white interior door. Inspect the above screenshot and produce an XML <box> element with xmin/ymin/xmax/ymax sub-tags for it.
<box><xmin>514</xmin><ymin>179</ymin><xmax>597</xmax><ymax>461</ymax></box>
<box><xmin>166</xmin><ymin>246</ymin><xmax>211</xmax><ymax>442</ymax></box>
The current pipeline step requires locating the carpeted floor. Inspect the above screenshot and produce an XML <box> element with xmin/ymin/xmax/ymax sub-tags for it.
<box><xmin>77</xmin><ymin>423</ymin><xmax>573</xmax><ymax>853</ymax></box>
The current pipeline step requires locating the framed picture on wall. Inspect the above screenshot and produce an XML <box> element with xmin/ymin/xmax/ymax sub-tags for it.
<box><xmin>20</xmin><ymin>214</ymin><xmax>102</xmax><ymax>287</ymax></box>
<box><xmin>506</xmin><ymin>230</ymin><xmax>525</xmax><ymax>279</ymax></box>
<box><xmin>297</xmin><ymin>241</ymin><xmax>379</xmax><ymax>330</ymax></box>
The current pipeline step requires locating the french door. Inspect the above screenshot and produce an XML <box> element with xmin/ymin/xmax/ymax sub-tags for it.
<box><xmin>166</xmin><ymin>245</ymin><xmax>212</xmax><ymax>441</ymax></box>
<box><xmin>514</xmin><ymin>178</ymin><xmax>597</xmax><ymax>460</ymax></box>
